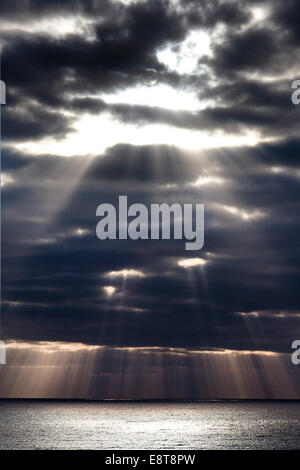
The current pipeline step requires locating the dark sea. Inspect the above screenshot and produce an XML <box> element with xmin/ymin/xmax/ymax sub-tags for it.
<box><xmin>0</xmin><ymin>401</ymin><xmax>299</xmax><ymax>450</ymax></box>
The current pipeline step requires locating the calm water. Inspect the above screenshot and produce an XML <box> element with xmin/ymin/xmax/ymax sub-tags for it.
<box><xmin>0</xmin><ymin>401</ymin><xmax>299</xmax><ymax>450</ymax></box>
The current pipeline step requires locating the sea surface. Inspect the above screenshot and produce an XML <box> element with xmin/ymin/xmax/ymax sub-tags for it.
<box><xmin>0</xmin><ymin>401</ymin><xmax>299</xmax><ymax>450</ymax></box>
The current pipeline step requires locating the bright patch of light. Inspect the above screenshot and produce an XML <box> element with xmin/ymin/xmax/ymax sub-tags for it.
<box><xmin>270</xmin><ymin>166</ymin><xmax>300</xmax><ymax>179</ymax></box>
<box><xmin>1</xmin><ymin>173</ymin><xmax>14</xmax><ymax>187</ymax></box>
<box><xmin>271</xmin><ymin>166</ymin><xmax>286</xmax><ymax>174</ymax></box>
<box><xmin>103</xmin><ymin>286</ymin><xmax>117</xmax><ymax>296</ymax></box>
<box><xmin>178</xmin><ymin>258</ymin><xmax>207</xmax><ymax>268</ymax></box>
<box><xmin>37</xmin><ymin>237</ymin><xmax>57</xmax><ymax>245</ymax></box>
<box><xmin>222</xmin><ymin>205</ymin><xmax>265</xmax><ymax>221</ymax></box>
<box><xmin>251</xmin><ymin>6</ymin><xmax>270</xmax><ymax>23</ymax></box>
<box><xmin>105</xmin><ymin>269</ymin><xmax>146</xmax><ymax>278</ymax></box>
<box><xmin>157</xmin><ymin>30</ymin><xmax>211</xmax><ymax>74</ymax></box>
<box><xmin>239</xmin><ymin>310</ymin><xmax>300</xmax><ymax>319</ymax></box>
<box><xmin>102</xmin><ymin>84</ymin><xmax>202</xmax><ymax>112</ymax></box>
<box><xmin>113</xmin><ymin>305</ymin><xmax>147</xmax><ymax>313</ymax></box>
<box><xmin>7</xmin><ymin>340</ymin><xmax>102</xmax><ymax>353</ymax></box>
<box><xmin>15</xmin><ymin>112</ymin><xmax>261</xmax><ymax>157</ymax></box>
<box><xmin>239</xmin><ymin>311</ymin><xmax>260</xmax><ymax>318</ymax></box>
<box><xmin>0</xmin><ymin>16</ymin><xmax>96</xmax><ymax>40</ymax></box>
<box><xmin>72</xmin><ymin>228</ymin><xmax>90</xmax><ymax>237</ymax></box>
<box><xmin>191</xmin><ymin>176</ymin><xmax>224</xmax><ymax>187</ymax></box>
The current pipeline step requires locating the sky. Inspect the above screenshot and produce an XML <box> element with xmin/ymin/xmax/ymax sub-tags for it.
<box><xmin>0</xmin><ymin>0</ymin><xmax>300</xmax><ymax>399</ymax></box>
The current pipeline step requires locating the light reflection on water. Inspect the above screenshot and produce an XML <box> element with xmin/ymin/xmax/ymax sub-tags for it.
<box><xmin>0</xmin><ymin>401</ymin><xmax>299</xmax><ymax>450</ymax></box>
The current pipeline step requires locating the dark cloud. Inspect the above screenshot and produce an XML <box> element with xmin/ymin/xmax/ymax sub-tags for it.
<box><xmin>185</xmin><ymin>0</ymin><xmax>251</xmax><ymax>28</ymax></box>
<box><xmin>1</xmin><ymin>1</ymin><xmax>184</xmax><ymax>106</ymax></box>
<box><xmin>83</xmin><ymin>144</ymin><xmax>198</xmax><ymax>183</ymax></box>
<box><xmin>2</xmin><ymin>138</ymin><xmax>300</xmax><ymax>355</ymax></box>
<box><xmin>2</xmin><ymin>104</ymin><xmax>73</xmax><ymax>141</ymax></box>
<box><xmin>205</xmin><ymin>27</ymin><xmax>279</xmax><ymax>75</ymax></box>
<box><xmin>2</xmin><ymin>0</ymin><xmax>299</xmax><ymax>143</ymax></box>
<box><xmin>272</xmin><ymin>0</ymin><xmax>300</xmax><ymax>44</ymax></box>
<box><xmin>202</xmin><ymin>78</ymin><xmax>291</xmax><ymax>110</ymax></box>
<box><xmin>0</xmin><ymin>0</ymin><xmax>114</xmax><ymax>20</ymax></box>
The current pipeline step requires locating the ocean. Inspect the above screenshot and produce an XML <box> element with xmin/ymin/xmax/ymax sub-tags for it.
<box><xmin>0</xmin><ymin>401</ymin><xmax>299</xmax><ymax>450</ymax></box>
